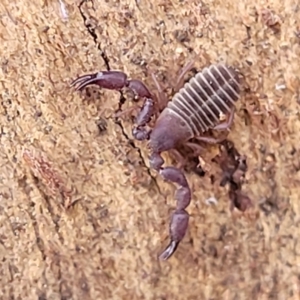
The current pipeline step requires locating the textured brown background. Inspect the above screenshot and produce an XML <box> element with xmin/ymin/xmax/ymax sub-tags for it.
<box><xmin>1</xmin><ymin>0</ymin><xmax>300</xmax><ymax>299</ymax></box>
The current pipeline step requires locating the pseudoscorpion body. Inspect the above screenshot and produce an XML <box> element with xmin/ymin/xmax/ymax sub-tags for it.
<box><xmin>162</xmin><ymin>64</ymin><xmax>240</xmax><ymax>139</ymax></box>
<box><xmin>71</xmin><ymin>62</ymin><xmax>241</xmax><ymax>260</ymax></box>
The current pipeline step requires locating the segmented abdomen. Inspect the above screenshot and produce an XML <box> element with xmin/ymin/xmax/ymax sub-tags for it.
<box><xmin>166</xmin><ymin>64</ymin><xmax>241</xmax><ymax>136</ymax></box>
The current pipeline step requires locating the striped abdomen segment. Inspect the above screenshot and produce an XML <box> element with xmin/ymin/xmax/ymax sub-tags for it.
<box><xmin>167</xmin><ymin>64</ymin><xmax>241</xmax><ymax>136</ymax></box>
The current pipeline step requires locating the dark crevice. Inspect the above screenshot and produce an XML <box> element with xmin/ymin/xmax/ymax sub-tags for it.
<box><xmin>26</xmin><ymin>204</ymin><xmax>46</xmax><ymax>258</ymax></box>
<box><xmin>211</xmin><ymin>140</ymin><xmax>252</xmax><ymax>212</ymax></box>
<box><xmin>114</xmin><ymin>116</ymin><xmax>162</xmax><ymax>193</ymax></box>
<box><xmin>57</xmin><ymin>263</ymin><xmax>64</xmax><ymax>300</ymax></box>
<box><xmin>23</xmin><ymin>175</ymin><xmax>65</xmax><ymax>300</ymax></box>
<box><xmin>30</xmin><ymin>175</ymin><xmax>64</xmax><ymax>243</ymax></box>
<box><xmin>29</xmin><ymin>178</ymin><xmax>67</xmax><ymax>300</ymax></box>
<box><xmin>17</xmin><ymin>178</ymin><xmax>46</xmax><ymax>262</ymax></box>
<box><xmin>77</xmin><ymin>0</ymin><xmax>161</xmax><ymax>194</ymax></box>
<box><xmin>78</xmin><ymin>0</ymin><xmax>110</xmax><ymax>71</ymax></box>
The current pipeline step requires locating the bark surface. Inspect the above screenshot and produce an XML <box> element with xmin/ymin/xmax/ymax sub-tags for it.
<box><xmin>0</xmin><ymin>0</ymin><xmax>299</xmax><ymax>299</ymax></box>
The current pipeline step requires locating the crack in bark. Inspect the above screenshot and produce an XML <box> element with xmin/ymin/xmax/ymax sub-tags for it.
<box><xmin>78</xmin><ymin>0</ymin><xmax>110</xmax><ymax>71</ymax></box>
<box><xmin>32</xmin><ymin>176</ymin><xmax>64</xmax><ymax>242</ymax></box>
<box><xmin>32</xmin><ymin>178</ymin><xmax>66</xmax><ymax>299</ymax></box>
<box><xmin>20</xmin><ymin>175</ymin><xmax>66</xmax><ymax>299</ymax></box>
<box><xmin>17</xmin><ymin>177</ymin><xmax>45</xmax><ymax>262</ymax></box>
<box><xmin>25</xmin><ymin>201</ymin><xmax>47</xmax><ymax>267</ymax></box>
<box><xmin>77</xmin><ymin>0</ymin><xmax>161</xmax><ymax>194</ymax></box>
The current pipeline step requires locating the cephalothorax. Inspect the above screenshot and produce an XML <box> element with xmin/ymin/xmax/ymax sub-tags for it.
<box><xmin>71</xmin><ymin>62</ymin><xmax>241</xmax><ymax>260</ymax></box>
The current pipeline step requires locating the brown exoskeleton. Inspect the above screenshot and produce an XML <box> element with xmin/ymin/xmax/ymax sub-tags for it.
<box><xmin>71</xmin><ymin>62</ymin><xmax>241</xmax><ymax>260</ymax></box>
